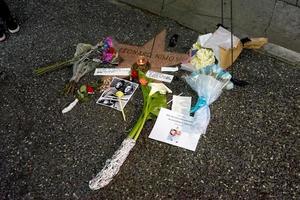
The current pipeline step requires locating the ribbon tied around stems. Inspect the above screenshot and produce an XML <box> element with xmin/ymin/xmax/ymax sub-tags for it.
<box><xmin>191</xmin><ymin>96</ymin><xmax>207</xmax><ymax>113</ymax></box>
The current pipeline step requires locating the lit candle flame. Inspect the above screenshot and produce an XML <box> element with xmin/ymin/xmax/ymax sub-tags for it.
<box><xmin>136</xmin><ymin>56</ymin><xmax>147</xmax><ymax>65</ymax></box>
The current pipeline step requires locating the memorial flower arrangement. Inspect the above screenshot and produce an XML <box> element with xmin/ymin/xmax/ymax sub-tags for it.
<box><xmin>61</xmin><ymin>82</ymin><xmax>99</xmax><ymax>114</ymax></box>
<box><xmin>34</xmin><ymin>37</ymin><xmax>119</xmax><ymax>94</ymax></box>
<box><xmin>89</xmin><ymin>71</ymin><xmax>172</xmax><ymax>190</ymax></box>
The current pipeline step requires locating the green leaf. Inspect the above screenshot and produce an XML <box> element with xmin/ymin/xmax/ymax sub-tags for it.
<box><xmin>80</xmin><ymin>95</ymin><xmax>91</xmax><ymax>102</ymax></box>
<box><xmin>79</xmin><ymin>85</ymin><xmax>87</xmax><ymax>93</ymax></box>
<box><xmin>147</xmin><ymin>112</ymin><xmax>157</xmax><ymax>120</ymax></box>
<box><xmin>147</xmin><ymin>93</ymin><xmax>167</xmax><ymax>118</ymax></box>
<box><xmin>89</xmin><ymin>80</ymin><xmax>101</xmax><ymax>89</ymax></box>
<box><xmin>77</xmin><ymin>90</ymin><xmax>85</xmax><ymax>99</ymax></box>
<box><xmin>130</xmin><ymin>70</ymin><xmax>168</xmax><ymax>140</ymax></box>
<box><xmin>138</xmin><ymin>70</ymin><xmax>152</xmax><ymax>104</ymax></box>
<box><xmin>141</xmin><ymin>85</ymin><xmax>150</xmax><ymax>103</ymax></box>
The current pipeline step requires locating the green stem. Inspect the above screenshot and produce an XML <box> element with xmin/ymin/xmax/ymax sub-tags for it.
<box><xmin>34</xmin><ymin>58</ymin><xmax>74</xmax><ymax>75</ymax></box>
<box><xmin>133</xmin><ymin>96</ymin><xmax>152</xmax><ymax>141</ymax></box>
<box><xmin>133</xmin><ymin>111</ymin><xmax>149</xmax><ymax>141</ymax></box>
<box><xmin>128</xmin><ymin>92</ymin><xmax>150</xmax><ymax>139</ymax></box>
<box><xmin>128</xmin><ymin>113</ymin><xmax>145</xmax><ymax>139</ymax></box>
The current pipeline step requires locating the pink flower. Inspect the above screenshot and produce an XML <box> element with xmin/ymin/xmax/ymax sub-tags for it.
<box><xmin>102</xmin><ymin>52</ymin><xmax>113</xmax><ymax>62</ymax></box>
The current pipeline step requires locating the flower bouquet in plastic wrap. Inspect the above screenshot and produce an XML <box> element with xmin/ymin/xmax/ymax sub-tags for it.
<box><xmin>185</xmin><ymin>64</ymin><xmax>231</xmax><ymax>135</ymax></box>
<box><xmin>34</xmin><ymin>37</ymin><xmax>119</xmax><ymax>94</ymax></box>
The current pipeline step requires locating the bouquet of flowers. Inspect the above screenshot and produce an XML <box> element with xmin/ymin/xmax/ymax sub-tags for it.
<box><xmin>182</xmin><ymin>33</ymin><xmax>215</xmax><ymax>71</ymax></box>
<box><xmin>34</xmin><ymin>37</ymin><xmax>119</xmax><ymax>94</ymax></box>
<box><xmin>89</xmin><ymin>71</ymin><xmax>172</xmax><ymax>190</ymax></box>
<box><xmin>189</xmin><ymin>40</ymin><xmax>215</xmax><ymax>70</ymax></box>
<box><xmin>61</xmin><ymin>82</ymin><xmax>99</xmax><ymax>114</ymax></box>
<box><xmin>185</xmin><ymin>64</ymin><xmax>231</xmax><ymax>135</ymax></box>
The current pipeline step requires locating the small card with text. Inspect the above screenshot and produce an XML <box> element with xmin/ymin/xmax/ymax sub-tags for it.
<box><xmin>146</xmin><ymin>70</ymin><xmax>174</xmax><ymax>83</ymax></box>
<box><xmin>94</xmin><ymin>68</ymin><xmax>131</xmax><ymax>76</ymax></box>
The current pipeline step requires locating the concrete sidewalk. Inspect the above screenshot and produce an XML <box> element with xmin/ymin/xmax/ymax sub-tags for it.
<box><xmin>119</xmin><ymin>0</ymin><xmax>300</xmax><ymax>52</ymax></box>
<box><xmin>0</xmin><ymin>0</ymin><xmax>299</xmax><ymax>199</ymax></box>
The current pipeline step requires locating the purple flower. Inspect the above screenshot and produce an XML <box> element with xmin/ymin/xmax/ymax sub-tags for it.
<box><xmin>104</xmin><ymin>37</ymin><xmax>113</xmax><ymax>48</ymax></box>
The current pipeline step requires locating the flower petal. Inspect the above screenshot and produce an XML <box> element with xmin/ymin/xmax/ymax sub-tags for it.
<box><xmin>148</xmin><ymin>83</ymin><xmax>172</xmax><ymax>96</ymax></box>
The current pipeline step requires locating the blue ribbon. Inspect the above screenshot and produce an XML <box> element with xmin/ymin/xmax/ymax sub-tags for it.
<box><xmin>191</xmin><ymin>96</ymin><xmax>207</xmax><ymax>113</ymax></box>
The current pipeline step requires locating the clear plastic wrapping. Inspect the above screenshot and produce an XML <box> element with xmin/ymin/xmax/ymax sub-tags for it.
<box><xmin>185</xmin><ymin>64</ymin><xmax>230</xmax><ymax>135</ymax></box>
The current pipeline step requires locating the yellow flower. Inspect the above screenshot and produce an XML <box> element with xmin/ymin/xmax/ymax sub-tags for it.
<box><xmin>192</xmin><ymin>42</ymin><xmax>202</xmax><ymax>50</ymax></box>
<box><xmin>190</xmin><ymin>48</ymin><xmax>215</xmax><ymax>69</ymax></box>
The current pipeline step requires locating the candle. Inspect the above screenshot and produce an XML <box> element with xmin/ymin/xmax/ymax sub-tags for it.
<box><xmin>130</xmin><ymin>56</ymin><xmax>151</xmax><ymax>81</ymax></box>
<box><xmin>136</xmin><ymin>56</ymin><xmax>147</xmax><ymax>66</ymax></box>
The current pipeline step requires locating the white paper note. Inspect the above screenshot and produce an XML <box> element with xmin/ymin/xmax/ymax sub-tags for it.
<box><xmin>149</xmin><ymin>108</ymin><xmax>200</xmax><ymax>151</ymax></box>
<box><xmin>161</xmin><ymin>67</ymin><xmax>178</xmax><ymax>72</ymax></box>
<box><xmin>94</xmin><ymin>68</ymin><xmax>131</xmax><ymax>76</ymax></box>
<box><xmin>171</xmin><ymin>95</ymin><xmax>191</xmax><ymax>115</ymax></box>
<box><xmin>146</xmin><ymin>70</ymin><xmax>174</xmax><ymax>83</ymax></box>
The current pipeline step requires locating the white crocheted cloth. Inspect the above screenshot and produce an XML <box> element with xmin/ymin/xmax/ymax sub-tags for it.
<box><xmin>89</xmin><ymin>138</ymin><xmax>136</xmax><ymax>190</ymax></box>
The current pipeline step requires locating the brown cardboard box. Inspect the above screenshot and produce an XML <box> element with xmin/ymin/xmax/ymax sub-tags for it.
<box><xmin>219</xmin><ymin>41</ymin><xmax>243</xmax><ymax>69</ymax></box>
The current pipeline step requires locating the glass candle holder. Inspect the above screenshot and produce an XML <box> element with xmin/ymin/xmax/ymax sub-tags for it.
<box><xmin>132</xmin><ymin>56</ymin><xmax>151</xmax><ymax>73</ymax></box>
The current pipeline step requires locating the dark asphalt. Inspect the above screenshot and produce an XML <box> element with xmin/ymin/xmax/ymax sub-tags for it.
<box><xmin>0</xmin><ymin>0</ymin><xmax>299</xmax><ymax>199</ymax></box>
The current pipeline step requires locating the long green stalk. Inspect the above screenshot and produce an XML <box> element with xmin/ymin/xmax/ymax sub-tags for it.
<box><xmin>34</xmin><ymin>58</ymin><xmax>74</xmax><ymax>75</ymax></box>
<box><xmin>133</xmin><ymin>97</ymin><xmax>151</xmax><ymax>141</ymax></box>
<box><xmin>127</xmin><ymin>94</ymin><xmax>153</xmax><ymax>141</ymax></box>
<box><xmin>128</xmin><ymin>113</ymin><xmax>145</xmax><ymax>139</ymax></box>
<box><xmin>34</xmin><ymin>44</ymin><xmax>97</xmax><ymax>76</ymax></box>
<box><xmin>133</xmin><ymin>113</ymin><xmax>148</xmax><ymax>141</ymax></box>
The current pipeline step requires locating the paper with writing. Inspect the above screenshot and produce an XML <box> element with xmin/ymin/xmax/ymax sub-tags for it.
<box><xmin>161</xmin><ymin>67</ymin><xmax>178</xmax><ymax>72</ymax></box>
<box><xmin>149</xmin><ymin>108</ymin><xmax>201</xmax><ymax>151</ymax></box>
<box><xmin>146</xmin><ymin>70</ymin><xmax>174</xmax><ymax>83</ymax></box>
<box><xmin>94</xmin><ymin>68</ymin><xmax>131</xmax><ymax>76</ymax></box>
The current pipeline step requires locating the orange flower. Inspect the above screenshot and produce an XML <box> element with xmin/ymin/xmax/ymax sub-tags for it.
<box><xmin>139</xmin><ymin>78</ymin><xmax>148</xmax><ymax>86</ymax></box>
